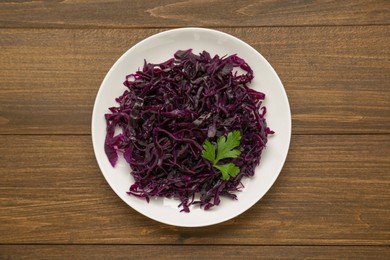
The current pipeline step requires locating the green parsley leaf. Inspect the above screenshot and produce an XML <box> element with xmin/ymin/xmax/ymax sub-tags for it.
<box><xmin>214</xmin><ymin>163</ymin><xmax>240</xmax><ymax>180</ymax></box>
<box><xmin>215</xmin><ymin>130</ymin><xmax>241</xmax><ymax>163</ymax></box>
<box><xmin>201</xmin><ymin>139</ymin><xmax>216</xmax><ymax>163</ymax></box>
<box><xmin>201</xmin><ymin>130</ymin><xmax>242</xmax><ymax>180</ymax></box>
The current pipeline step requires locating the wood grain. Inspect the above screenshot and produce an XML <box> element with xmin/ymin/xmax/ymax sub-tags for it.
<box><xmin>0</xmin><ymin>245</ymin><xmax>389</xmax><ymax>259</ymax></box>
<box><xmin>1</xmin><ymin>0</ymin><xmax>389</xmax><ymax>257</ymax></box>
<box><xmin>0</xmin><ymin>135</ymin><xmax>389</xmax><ymax>244</ymax></box>
<box><xmin>0</xmin><ymin>27</ymin><xmax>389</xmax><ymax>135</ymax></box>
<box><xmin>0</xmin><ymin>0</ymin><xmax>389</xmax><ymax>28</ymax></box>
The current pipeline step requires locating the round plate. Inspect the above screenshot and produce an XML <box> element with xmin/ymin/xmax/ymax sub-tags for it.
<box><xmin>92</xmin><ymin>28</ymin><xmax>291</xmax><ymax>227</ymax></box>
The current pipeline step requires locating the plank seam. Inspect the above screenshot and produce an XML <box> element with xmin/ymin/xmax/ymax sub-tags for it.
<box><xmin>0</xmin><ymin>244</ymin><xmax>389</xmax><ymax>246</ymax></box>
<box><xmin>0</xmin><ymin>24</ymin><xmax>389</xmax><ymax>30</ymax></box>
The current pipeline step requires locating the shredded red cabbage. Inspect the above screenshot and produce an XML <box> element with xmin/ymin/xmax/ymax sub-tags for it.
<box><xmin>105</xmin><ymin>49</ymin><xmax>273</xmax><ymax>212</ymax></box>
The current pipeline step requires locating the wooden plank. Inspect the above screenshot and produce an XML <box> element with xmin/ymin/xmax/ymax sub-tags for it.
<box><xmin>0</xmin><ymin>135</ymin><xmax>389</xmax><ymax>244</ymax></box>
<box><xmin>0</xmin><ymin>27</ymin><xmax>389</xmax><ymax>135</ymax></box>
<box><xmin>0</xmin><ymin>245</ymin><xmax>389</xmax><ymax>259</ymax></box>
<box><xmin>0</xmin><ymin>0</ymin><xmax>389</xmax><ymax>28</ymax></box>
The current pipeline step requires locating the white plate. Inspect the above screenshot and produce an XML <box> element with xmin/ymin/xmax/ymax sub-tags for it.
<box><xmin>92</xmin><ymin>28</ymin><xmax>291</xmax><ymax>227</ymax></box>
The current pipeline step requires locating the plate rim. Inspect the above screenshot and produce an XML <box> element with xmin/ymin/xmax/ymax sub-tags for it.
<box><xmin>91</xmin><ymin>27</ymin><xmax>292</xmax><ymax>227</ymax></box>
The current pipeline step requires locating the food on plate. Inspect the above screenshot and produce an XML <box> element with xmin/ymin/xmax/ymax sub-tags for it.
<box><xmin>104</xmin><ymin>49</ymin><xmax>273</xmax><ymax>212</ymax></box>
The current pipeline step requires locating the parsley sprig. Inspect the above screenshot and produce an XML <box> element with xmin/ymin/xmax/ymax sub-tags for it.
<box><xmin>201</xmin><ymin>130</ymin><xmax>241</xmax><ymax>180</ymax></box>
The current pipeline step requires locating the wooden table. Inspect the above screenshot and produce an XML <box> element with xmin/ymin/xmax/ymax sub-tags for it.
<box><xmin>1</xmin><ymin>1</ymin><xmax>389</xmax><ymax>259</ymax></box>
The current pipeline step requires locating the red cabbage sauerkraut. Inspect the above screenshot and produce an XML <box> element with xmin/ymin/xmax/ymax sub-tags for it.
<box><xmin>104</xmin><ymin>49</ymin><xmax>273</xmax><ymax>212</ymax></box>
